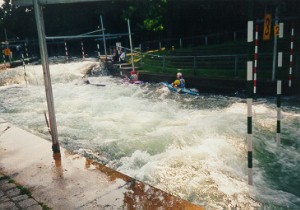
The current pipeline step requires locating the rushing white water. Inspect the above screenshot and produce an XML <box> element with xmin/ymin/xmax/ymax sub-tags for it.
<box><xmin>0</xmin><ymin>59</ymin><xmax>299</xmax><ymax>209</ymax></box>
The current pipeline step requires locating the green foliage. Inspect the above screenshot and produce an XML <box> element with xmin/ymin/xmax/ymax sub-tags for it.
<box><xmin>143</xmin><ymin>17</ymin><xmax>164</xmax><ymax>32</ymax></box>
<box><xmin>0</xmin><ymin>0</ymin><xmax>299</xmax><ymax>50</ymax></box>
<box><xmin>122</xmin><ymin>5</ymin><xmax>137</xmax><ymax>20</ymax></box>
<box><xmin>122</xmin><ymin>0</ymin><xmax>167</xmax><ymax>33</ymax></box>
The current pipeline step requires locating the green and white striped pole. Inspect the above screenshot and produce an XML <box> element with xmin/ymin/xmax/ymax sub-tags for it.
<box><xmin>247</xmin><ymin>0</ymin><xmax>254</xmax><ymax>186</ymax></box>
<box><xmin>276</xmin><ymin>22</ymin><xmax>284</xmax><ymax>145</ymax></box>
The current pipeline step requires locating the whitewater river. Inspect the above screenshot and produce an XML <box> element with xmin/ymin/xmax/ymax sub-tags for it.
<box><xmin>0</xmin><ymin>58</ymin><xmax>299</xmax><ymax>209</ymax></box>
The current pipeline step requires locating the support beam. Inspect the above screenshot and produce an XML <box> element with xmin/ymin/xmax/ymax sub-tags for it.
<box><xmin>33</xmin><ymin>0</ymin><xmax>60</xmax><ymax>155</ymax></box>
<box><xmin>46</xmin><ymin>33</ymin><xmax>129</xmax><ymax>40</ymax></box>
<box><xmin>13</xmin><ymin>0</ymin><xmax>122</xmax><ymax>6</ymax></box>
<box><xmin>100</xmin><ymin>15</ymin><xmax>107</xmax><ymax>59</ymax></box>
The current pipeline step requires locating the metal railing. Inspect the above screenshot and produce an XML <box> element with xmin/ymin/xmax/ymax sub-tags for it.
<box><xmin>138</xmin><ymin>52</ymin><xmax>297</xmax><ymax>80</ymax></box>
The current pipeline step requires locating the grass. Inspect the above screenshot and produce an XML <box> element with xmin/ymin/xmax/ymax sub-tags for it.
<box><xmin>135</xmin><ymin>39</ymin><xmax>297</xmax><ymax>82</ymax></box>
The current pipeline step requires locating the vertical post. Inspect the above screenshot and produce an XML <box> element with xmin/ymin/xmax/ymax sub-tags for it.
<box><xmin>4</xmin><ymin>28</ymin><xmax>11</xmax><ymax>64</ymax></box>
<box><xmin>159</xmin><ymin>41</ymin><xmax>162</xmax><ymax>50</ymax></box>
<box><xmin>97</xmin><ymin>43</ymin><xmax>100</xmax><ymax>58</ymax></box>
<box><xmin>205</xmin><ymin>36</ymin><xmax>208</xmax><ymax>46</ymax></box>
<box><xmin>127</xmin><ymin>19</ymin><xmax>135</xmax><ymax>72</ymax></box>
<box><xmin>81</xmin><ymin>40</ymin><xmax>85</xmax><ymax>61</ymax></box>
<box><xmin>162</xmin><ymin>55</ymin><xmax>165</xmax><ymax>72</ymax></box>
<box><xmin>247</xmin><ymin>0</ymin><xmax>254</xmax><ymax>186</ymax></box>
<box><xmin>21</xmin><ymin>51</ymin><xmax>27</xmax><ymax>87</ymax></box>
<box><xmin>100</xmin><ymin>15</ymin><xmax>107</xmax><ymax>60</ymax></box>
<box><xmin>276</xmin><ymin>21</ymin><xmax>284</xmax><ymax>145</ymax></box>
<box><xmin>179</xmin><ymin>38</ymin><xmax>182</xmax><ymax>48</ymax></box>
<box><xmin>289</xmin><ymin>24</ymin><xmax>294</xmax><ymax>88</ymax></box>
<box><xmin>193</xmin><ymin>56</ymin><xmax>196</xmax><ymax>75</ymax></box>
<box><xmin>234</xmin><ymin>55</ymin><xmax>238</xmax><ymax>76</ymax></box>
<box><xmin>33</xmin><ymin>0</ymin><xmax>60</xmax><ymax>155</ymax></box>
<box><xmin>64</xmin><ymin>41</ymin><xmax>68</xmax><ymax>63</ymax></box>
<box><xmin>24</xmin><ymin>42</ymin><xmax>29</xmax><ymax>61</ymax></box>
<box><xmin>272</xmin><ymin>7</ymin><xmax>279</xmax><ymax>81</ymax></box>
<box><xmin>253</xmin><ymin>24</ymin><xmax>259</xmax><ymax>94</ymax></box>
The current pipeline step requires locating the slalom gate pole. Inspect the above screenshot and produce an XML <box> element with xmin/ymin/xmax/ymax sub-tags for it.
<box><xmin>24</xmin><ymin>42</ymin><xmax>29</xmax><ymax>62</ymax></box>
<box><xmin>64</xmin><ymin>41</ymin><xmax>68</xmax><ymax>63</ymax></box>
<box><xmin>25</xmin><ymin>43</ymin><xmax>29</xmax><ymax>57</ymax></box>
<box><xmin>21</xmin><ymin>51</ymin><xmax>28</xmax><ymax>87</ymax></box>
<box><xmin>276</xmin><ymin>22</ymin><xmax>284</xmax><ymax>145</ymax></box>
<box><xmin>247</xmin><ymin>0</ymin><xmax>254</xmax><ymax>186</ymax></box>
<box><xmin>289</xmin><ymin>23</ymin><xmax>294</xmax><ymax>88</ymax></box>
<box><xmin>253</xmin><ymin>24</ymin><xmax>259</xmax><ymax>95</ymax></box>
<box><xmin>127</xmin><ymin>19</ymin><xmax>135</xmax><ymax>72</ymax></box>
<box><xmin>97</xmin><ymin>43</ymin><xmax>100</xmax><ymax>58</ymax></box>
<box><xmin>81</xmin><ymin>40</ymin><xmax>85</xmax><ymax>61</ymax></box>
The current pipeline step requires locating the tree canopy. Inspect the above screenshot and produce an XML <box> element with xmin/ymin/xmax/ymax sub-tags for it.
<box><xmin>0</xmin><ymin>0</ymin><xmax>299</xmax><ymax>45</ymax></box>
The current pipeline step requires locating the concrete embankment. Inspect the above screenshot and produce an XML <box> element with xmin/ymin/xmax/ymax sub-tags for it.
<box><xmin>108</xmin><ymin>61</ymin><xmax>299</xmax><ymax>96</ymax></box>
<box><xmin>0</xmin><ymin>118</ymin><xmax>203</xmax><ymax>209</ymax></box>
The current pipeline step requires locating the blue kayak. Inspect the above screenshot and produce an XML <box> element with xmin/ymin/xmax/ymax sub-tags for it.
<box><xmin>161</xmin><ymin>82</ymin><xmax>199</xmax><ymax>96</ymax></box>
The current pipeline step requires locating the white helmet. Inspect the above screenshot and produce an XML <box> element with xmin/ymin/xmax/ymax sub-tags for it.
<box><xmin>177</xmin><ymin>72</ymin><xmax>182</xmax><ymax>78</ymax></box>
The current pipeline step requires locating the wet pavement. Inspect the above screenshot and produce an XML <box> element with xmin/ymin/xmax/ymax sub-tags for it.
<box><xmin>0</xmin><ymin>173</ymin><xmax>44</xmax><ymax>209</ymax></box>
<box><xmin>0</xmin><ymin>118</ymin><xmax>204</xmax><ymax>209</ymax></box>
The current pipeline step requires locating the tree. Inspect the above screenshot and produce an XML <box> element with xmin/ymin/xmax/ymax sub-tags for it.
<box><xmin>121</xmin><ymin>0</ymin><xmax>167</xmax><ymax>41</ymax></box>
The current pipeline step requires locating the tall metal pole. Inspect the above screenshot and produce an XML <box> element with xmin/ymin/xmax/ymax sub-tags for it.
<box><xmin>272</xmin><ymin>7</ymin><xmax>279</xmax><ymax>81</ymax></box>
<box><xmin>100</xmin><ymin>15</ymin><xmax>107</xmax><ymax>59</ymax></box>
<box><xmin>33</xmin><ymin>0</ymin><xmax>60</xmax><ymax>155</ymax></box>
<box><xmin>127</xmin><ymin>19</ymin><xmax>135</xmax><ymax>72</ymax></box>
<box><xmin>247</xmin><ymin>0</ymin><xmax>254</xmax><ymax>186</ymax></box>
<box><xmin>276</xmin><ymin>21</ymin><xmax>284</xmax><ymax>145</ymax></box>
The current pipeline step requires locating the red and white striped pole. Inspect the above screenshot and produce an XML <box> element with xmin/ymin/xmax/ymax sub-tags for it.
<box><xmin>81</xmin><ymin>41</ymin><xmax>85</xmax><ymax>61</ymax></box>
<box><xmin>289</xmin><ymin>24</ymin><xmax>294</xmax><ymax>88</ymax></box>
<box><xmin>253</xmin><ymin>24</ymin><xmax>259</xmax><ymax>94</ymax></box>
<box><xmin>64</xmin><ymin>41</ymin><xmax>68</xmax><ymax>63</ymax></box>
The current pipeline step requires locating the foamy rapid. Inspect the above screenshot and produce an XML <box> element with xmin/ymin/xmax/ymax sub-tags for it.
<box><xmin>0</xmin><ymin>59</ymin><xmax>299</xmax><ymax>209</ymax></box>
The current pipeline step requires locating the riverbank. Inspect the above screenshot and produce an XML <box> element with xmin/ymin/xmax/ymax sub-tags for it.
<box><xmin>0</xmin><ymin>118</ymin><xmax>203</xmax><ymax>209</ymax></box>
<box><xmin>109</xmin><ymin>61</ymin><xmax>299</xmax><ymax>96</ymax></box>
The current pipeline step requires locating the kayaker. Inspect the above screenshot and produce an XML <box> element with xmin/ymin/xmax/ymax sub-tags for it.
<box><xmin>129</xmin><ymin>70</ymin><xmax>139</xmax><ymax>83</ymax></box>
<box><xmin>172</xmin><ymin>72</ymin><xmax>185</xmax><ymax>88</ymax></box>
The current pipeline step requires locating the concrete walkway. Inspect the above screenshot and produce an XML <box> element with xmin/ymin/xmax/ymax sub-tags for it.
<box><xmin>0</xmin><ymin>118</ymin><xmax>203</xmax><ymax>209</ymax></box>
<box><xmin>0</xmin><ymin>172</ymin><xmax>44</xmax><ymax>209</ymax></box>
